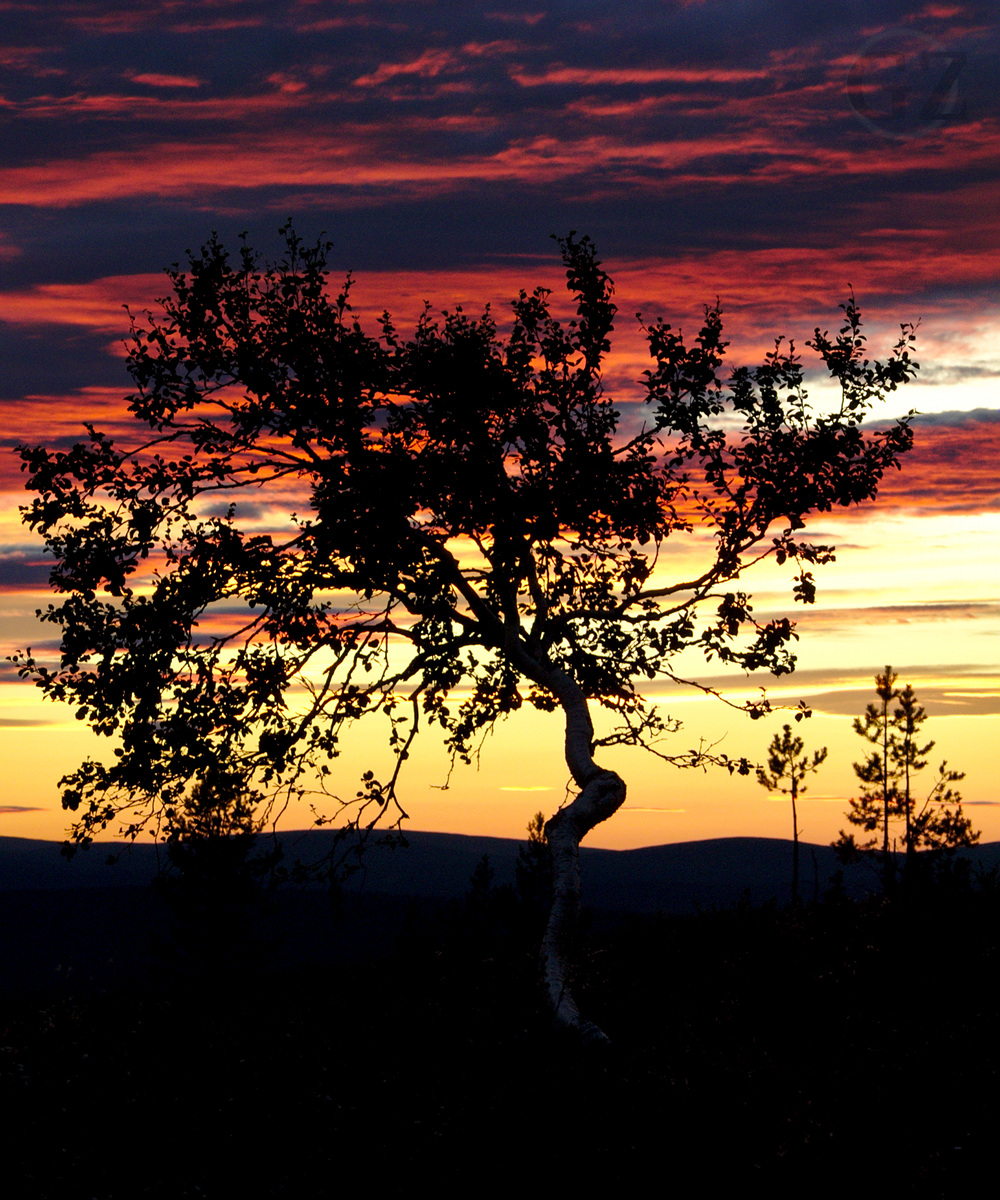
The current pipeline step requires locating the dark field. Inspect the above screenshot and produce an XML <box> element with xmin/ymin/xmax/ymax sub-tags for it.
<box><xmin>3</xmin><ymin>856</ymin><xmax>999</xmax><ymax>1198</ymax></box>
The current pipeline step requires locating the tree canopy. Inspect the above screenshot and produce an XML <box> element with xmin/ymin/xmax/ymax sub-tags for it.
<box><xmin>15</xmin><ymin>226</ymin><xmax>919</xmax><ymax>1037</ymax></box>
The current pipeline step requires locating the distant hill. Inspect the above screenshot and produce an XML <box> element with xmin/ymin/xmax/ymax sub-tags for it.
<box><xmin>2</xmin><ymin>831</ymin><xmax>997</xmax><ymax>996</ymax></box>
<box><xmin>4</xmin><ymin>829</ymin><xmax>999</xmax><ymax>905</ymax></box>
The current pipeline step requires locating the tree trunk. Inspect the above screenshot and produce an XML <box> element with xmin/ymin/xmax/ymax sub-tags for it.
<box><xmin>881</xmin><ymin>704</ymin><xmax>893</xmax><ymax>891</ymax></box>
<box><xmin>791</xmin><ymin>782</ymin><xmax>800</xmax><ymax>907</ymax></box>
<box><xmin>540</xmin><ymin>666</ymin><xmax>626</xmax><ymax>1044</ymax></box>
<box><xmin>903</xmin><ymin>758</ymin><xmax>914</xmax><ymax>887</ymax></box>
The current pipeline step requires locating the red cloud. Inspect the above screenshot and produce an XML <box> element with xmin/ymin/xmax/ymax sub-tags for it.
<box><xmin>872</xmin><ymin>413</ymin><xmax>999</xmax><ymax>515</ymax></box>
<box><xmin>0</xmin><ymin>274</ymin><xmax>164</xmax><ymax>333</ymax></box>
<box><xmin>511</xmin><ymin>65</ymin><xmax>771</xmax><ymax>86</ymax></box>
<box><xmin>125</xmin><ymin>72</ymin><xmax>202</xmax><ymax>89</ymax></box>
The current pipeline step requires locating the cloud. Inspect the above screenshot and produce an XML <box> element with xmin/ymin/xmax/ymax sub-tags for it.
<box><xmin>809</xmin><ymin>687</ymin><xmax>1000</xmax><ymax>718</ymax></box>
<box><xmin>125</xmin><ymin>72</ymin><xmax>202</xmax><ymax>89</ymax></box>
<box><xmin>0</xmin><ymin>273</ymin><xmax>164</xmax><ymax>332</ymax></box>
<box><xmin>62</xmin><ymin>7</ymin><xmax>159</xmax><ymax>34</ymax></box>
<box><xmin>0</xmin><ymin>44</ymin><xmax>64</xmax><ymax>77</ymax></box>
<box><xmin>353</xmin><ymin>48</ymin><xmax>472</xmax><ymax>88</ymax></box>
<box><xmin>0</xmin><ymin>4</ymin><xmax>995</xmax><ymax>594</ymax></box>
<box><xmin>200</xmin><ymin>500</ymin><xmax>271</xmax><ymax>521</ymax></box>
<box><xmin>510</xmin><ymin>65</ymin><xmax>772</xmax><ymax>87</ymax></box>
<box><xmin>798</xmin><ymin>601</ymin><xmax>1000</xmax><ymax>626</ymax></box>
<box><xmin>0</xmin><ymin>555</ymin><xmax>52</xmax><ymax>589</ymax></box>
<box><xmin>689</xmin><ymin>658</ymin><xmax>999</xmax><ymax>718</ymax></box>
<box><xmin>750</xmin><ymin>603</ymin><xmax>1000</xmax><ymax>656</ymax></box>
<box><xmin>0</xmin><ymin>389</ymin><xmax>142</xmax><ymax>486</ymax></box>
<box><xmin>0</xmin><ymin>804</ymin><xmax>46</xmax><ymax>814</ymax></box>
<box><xmin>0</xmin><ymin>654</ymin><xmax>63</xmax><ymax>682</ymax></box>
<box><xmin>909</xmin><ymin>407</ymin><xmax>1000</xmax><ymax>426</ymax></box>
<box><xmin>622</xmin><ymin>805</ymin><xmax>687</xmax><ymax>813</ymax></box>
<box><xmin>10</xmin><ymin>86</ymin><xmax>317</xmax><ymax>124</ymax></box>
<box><xmin>872</xmin><ymin>413</ymin><xmax>1000</xmax><ymax>515</ymax></box>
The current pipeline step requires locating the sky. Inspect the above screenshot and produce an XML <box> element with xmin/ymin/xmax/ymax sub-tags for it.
<box><xmin>0</xmin><ymin>0</ymin><xmax>997</xmax><ymax>849</ymax></box>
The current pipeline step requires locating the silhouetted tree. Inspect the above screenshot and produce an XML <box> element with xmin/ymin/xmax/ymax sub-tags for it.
<box><xmin>155</xmin><ymin>766</ymin><xmax>279</xmax><ymax>977</ymax></box>
<box><xmin>756</xmin><ymin>724</ymin><xmax>827</xmax><ymax>904</ymax></box>
<box><xmin>467</xmin><ymin>852</ymin><xmax>499</xmax><ymax>914</ymax></box>
<box><xmin>849</xmin><ymin>666</ymin><xmax>900</xmax><ymax>886</ymax></box>
<box><xmin>835</xmin><ymin>667</ymin><xmax>978</xmax><ymax>887</ymax></box>
<box><xmin>14</xmin><ymin>226</ymin><xmax>918</xmax><ymax>1039</ymax></box>
<box><xmin>516</xmin><ymin>811</ymin><xmax>552</xmax><ymax>918</ymax></box>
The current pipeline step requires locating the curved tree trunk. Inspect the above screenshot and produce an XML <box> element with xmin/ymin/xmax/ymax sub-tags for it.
<box><xmin>540</xmin><ymin>666</ymin><xmax>627</xmax><ymax>1044</ymax></box>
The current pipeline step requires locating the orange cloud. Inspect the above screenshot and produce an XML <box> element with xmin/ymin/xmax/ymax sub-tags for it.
<box><xmin>0</xmin><ymin>388</ymin><xmax>138</xmax><ymax>479</ymax></box>
<box><xmin>0</xmin><ymin>274</ymin><xmax>164</xmax><ymax>333</ymax></box>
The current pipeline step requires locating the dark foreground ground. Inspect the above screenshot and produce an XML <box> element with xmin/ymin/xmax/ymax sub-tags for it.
<box><xmin>2</xmin><ymin>868</ymin><xmax>999</xmax><ymax>1200</ymax></box>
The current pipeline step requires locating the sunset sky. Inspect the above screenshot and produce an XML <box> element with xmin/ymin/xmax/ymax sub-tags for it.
<box><xmin>0</xmin><ymin>0</ymin><xmax>997</xmax><ymax>850</ymax></box>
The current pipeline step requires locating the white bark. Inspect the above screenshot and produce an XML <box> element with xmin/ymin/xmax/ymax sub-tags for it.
<box><xmin>539</xmin><ymin>667</ymin><xmax>626</xmax><ymax>1044</ymax></box>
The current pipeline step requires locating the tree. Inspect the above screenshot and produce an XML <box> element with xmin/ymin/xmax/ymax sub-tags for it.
<box><xmin>13</xmin><ymin>226</ymin><xmax>919</xmax><ymax>1039</ymax></box>
<box><xmin>756</xmin><ymin>724</ymin><xmax>827</xmax><ymax>904</ymax></box>
<box><xmin>154</xmin><ymin>766</ymin><xmax>280</xmax><ymax>977</ymax></box>
<box><xmin>836</xmin><ymin>667</ymin><xmax>978</xmax><ymax>886</ymax></box>
<box><xmin>848</xmin><ymin>665</ymin><xmax>900</xmax><ymax>887</ymax></box>
<box><xmin>516</xmin><ymin>811</ymin><xmax>552</xmax><ymax>918</ymax></box>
